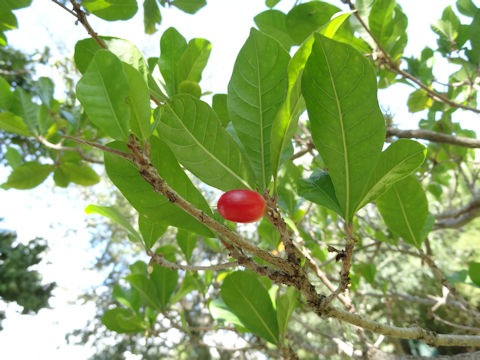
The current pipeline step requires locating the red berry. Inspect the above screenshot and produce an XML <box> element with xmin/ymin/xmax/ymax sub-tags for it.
<box><xmin>217</xmin><ymin>189</ymin><xmax>266</xmax><ymax>223</ymax></box>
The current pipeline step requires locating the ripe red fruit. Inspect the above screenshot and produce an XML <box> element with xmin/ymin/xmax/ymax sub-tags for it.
<box><xmin>217</xmin><ymin>189</ymin><xmax>266</xmax><ymax>223</ymax></box>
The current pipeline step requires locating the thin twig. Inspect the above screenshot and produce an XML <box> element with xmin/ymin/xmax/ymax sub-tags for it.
<box><xmin>37</xmin><ymin>135</ymin><xmax>103</xmax><ymax>164</ymax></box>
<box><xmin>149</xmin><ymin>251</ymin><xmax>239</xmax><ymax>272</ymax></box>
<box><xmin>387</xmin><ymin>127</ymin><xmax>480</xmax><ymax>148</ymax></box>
<box><xmin>61</xmin><ymin>135</ymin><xmax>134</xmax><ymax>161</ymax></box>
<box><xmin>344</xmin><ymin>0</ymin><xmax>480</xmax><ymax>114</ymax></box>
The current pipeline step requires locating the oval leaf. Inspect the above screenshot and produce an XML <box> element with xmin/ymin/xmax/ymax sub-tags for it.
<box><xmin>297</xmin><ymin>171</ymin><xmax>342</xmax><ymax>215</ymax></box>
<box><xmin>85</xmin><ymin>204</ymin><xmax>142</xmax><ymax>243</ymax></box>
<box><xmin>101</xmin><ymin>308</ymin><xmax>145</xmax><ymax>333</ymax></box>
<box><xmin>357</xmin><ymin>139</ymin><xmax>426</xmax><ymax>211</ymax></box>
<box><xmin>3</xmin><ymin>162</ymin><xmax>53</xmax><ymax>190</ymax></box>
<box><xmin>76</xmin><ymin>50</ymin><xmax>130</xmax><ymax>141</ymax></box>
<box><xmin>104</xmin><ymin>139</ymin><xmax>213</xmax><ymax>236</ymax></box>
<box><xmin>221</xmin><ymin>271</ymin><xmax>279</xmax><ymax>344</ymax></box>
<box><xmin>82</xmin><ymin>0</ymin><xmax>138</xmax><ymax>21</ymax></box>
<box><xmin>228</xmin><ymin>28</ymin><xmax>290</xmax><ymax>189</ymax></box>
<box><xmin>302</xmin><ymin>34</ymin><xmax>385</xmax><ymax>221</ymax></box>
<box><xmin>156</xmin><ymin>94</ymin><xmax>255</xmax><ymax>191</ymax></box>
<box><xmin>0</xmin><ymin>111</ymin><xmax>30</xmax><ymax>137</ymax></box>
<box><xmin>138</xmin><ymin>215</ymin><xmax>167</xmax><ymax>249</ymax></box>
<box><xmin>376</xmin><ymin>175</ymin><xmax>429</xmax><ymax>248</ymax></box>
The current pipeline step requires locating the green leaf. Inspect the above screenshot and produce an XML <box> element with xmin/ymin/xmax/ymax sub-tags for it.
<box><xmin>3</xmin><ymin>162</ymin><xmax>53</xmax><ymax>189</ymax></box>
<box><xmin>150</xmin><ymin>263</ymin><xmax>178</xmax><ymax>309</ymax></box>
<box><xmin>266</xmin><ymin>0</ymin><xmax>281</xmax><ymax>8</ymax></box>
<box><xmin>130</xmin><ymin>260</ymin><xmax>148</xmax><ymax>275</ymax></box>
<box><xmin>123</xmin><ymin>63</ymin><xmax>151</xmax><ymax>140</ymax></box>
<box><xmin>36</xmin><ymin>77</ymin><xmax>54</xmax><ymax>107</ymax></box>
<box><xmin>85</xmin><ymin>204</ymin><xmax>143</xmax><ymax>243</ymax></box>
<box><xmin>75</xmin><ymin>37</ymin><xmax>147</xmax><ymax>78</ymax></box>
<box><xmin>0</xmin><ymin>32</ymin><xmax>6</xmax><ymax>47</ymax></box>
<box><xmin>74</xmin><ymin>37</ymin><xmax>167</xmax><ymax>102</ymax></box>
<box><xmin>138</xmin><ymin>215</ymin><xmax>167</xmax><ymax>249</ymax></box>
<box><xmin>82</xmin><ymin>0</ymin><xmax>138</xmax><ymax>21</ymax></box>
<box><xmin>254</xmin><ymin>10</ymin><xmax>294</xmax><ymax>51</ymax></box>
<box><xmin>446</xmin><ymin>269</ymin><xmax>468</xmax><ymax>284</ymax></box>
<box><xmin>37</xmin><ymin>104</ymin><xmax>53</xmax><ymax>135</ymax></box>
<box><xmin>354</xmin><ymin>262</ymin><xmax>376</xmax><ymax>285</ymax></box>
<box><xmin>376</xmin><ymin>175</ymin><xmax>428</xmax><ymax>248</ymax></box>
<box><xmin>101</xmin><ymin>308</ymin><xmax>146</xmax><ymax>333</ymax></box>
<box><xmin>356</xmin><ymin>139</ymin><xmax>426</xmax><ymax>210</ymax></box>
<box><xmin>209</xmin><ymin>298</ymin><xmax>246</xmax><ymax>329</ymax></box>
<box><xmin>176</xmin><ymin>229</ymin><xmax>197</xmax><ymax>262</ymax></box>
<box><xmin>62</xmin><ymin>162</ymin><xmax>100</xmax><ymax>186</ymax></box>
<box><xmin>407</xmin><ymin>89</ymin><xmax>432</xmax><ymax>112</ymax></box>
<box><xmin>143</xmin><ymin>0</ymin><xmax>162</xmax><ymax>34</ymax></box>
<box><xmin>10</xmin><ymin>87</ymin><xmax>38</xmax><ymax>131</ymax></box>
<box><xmin>228</xmin><ymin>28</ymin><xmax>290</xmax><ymax>189</ymax></box>
<box><xmin>5</xmin><ymin>146</ymin><xmax>22</xmax><ymax>169</ymax></box>
<box><xmin>0</xmin><ymin>76</ymin><xmax>12</xmax><ymax>110</ymax></box>
<box><xmin>285</xmin><ymin>2</ymin><xmax>341</xmax><ymax>44</ymax></box>
<box><xmin>53</xmin><ymin>166</ymin><xmax>70</xmax><ymax>188</ymax></box>
<box><xmin>212</xmin><ymin>94</ymin><xmax>230</xmax><ymax>127</ymax></box>
<box><xmin>431</xmin><ymin>6</ymin><xmax>461</xmax><ymax>49</ymax></box>
<box><xmin>297</xmin><ymin>171</ymin><xmax>342</xmax><ymax>215</ymax></box>
<box><xmin>270</xmin><ymin>36</ymin><xmax>313</xmax><ymax>183</ymax></box>
<box><xmin>0</xmin><ymin>112</ymin><xmax>30</xmax><ymax>137</ymax></box>
<box><xmin>125</xmin><ymin>274</ymin><xmax>160</xmax><ymax>310</ymax></box>
<box><xmin>467</xmin><ymin>10</ymin><xmax>480</xmax><ymax>64</ymax></box>
<box><xmin>457</xmin><ymin>0</ymin><xmax>478</xmax><ymax>17</ymax></box>
<box><xmin>113</xmin><ymin>285</ymin><xmax>142</xmax><ymax>315</ymax></box>
<box><xmin>156</xmin><ymin>94</ymin><xmax>255</xmax><ymax>191</ymax></box>
<box><xmin>171</xmin><ymin>0</ymin><xmax>206</xmax><ymax>14</ymax></box>
<box><xmin>276</xmin><ymin>287</ymin><xmax>297</xmax><ymax>336</ymax></box>
<box><xmin>104</xmin><ymin>139</ymin><xmax>213</xmax><ymax>236</ymax></box>
<box><xmin>258</xmin><ymin>218</ymin><xmax>281</xmax><ymax>248</ymax></box>
<box><xmin>76</xmin><ymin>50</ymin><xmax>130</xmax><ymax>141</ymax></box>
<box><xmin>221</xmin><ymin>271</ymin><xmax>279</xmax><ymax>344</ymax></box>
<box><xmin>0</xmin><ymin>10</ymin><xmax>17</xmax><ymax>32</ymax></box>
<box><xmin>170</xmin><ymin>272</ymin><xmax>199</xmax><ymax>304</ymax></box>
<box><xmin>177</xmin><ymin>38</ymin><xmax>211</xmax><ymax>85</ymax></box>
<box><xmin>158</xmin><ymin>27</ymin><xmax>187</xmax><ymax>97</ymax></box>
<box><xmin>302</xmin><ymin>34</ymin><xmax>385</xmax><ymax>221</ymax></box>
<box><xmin>368</xmin><ymin>0</ymin><xmax>396</xmax><ymax>47</ymax></box>
<box><xmin>468</xmin><ymin>262</ymin><xmax>480</xmax><ymax>287</ymax></box>
<box><xmin>3</xmin><ymin>0</ymin><xmax>32</xmax><ymax>10</ymax></box>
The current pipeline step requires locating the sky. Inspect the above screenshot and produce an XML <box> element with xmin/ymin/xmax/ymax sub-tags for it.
<box><xmin>0</xmin><ymin>0</ymin><xmax>478</xmax><ymax>359</ymax></box>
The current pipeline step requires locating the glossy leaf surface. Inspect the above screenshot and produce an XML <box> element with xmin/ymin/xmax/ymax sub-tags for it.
<box><xmin>376</xmin><ymin>175</ymin><xmax>428</xmax><ymax>248</ymax></box>
<box><xmin>228</xmin><ymin>28</ymin><xmax>289</xmax><ymax>189</ymax></box>
<box><xmin>297</xmin><ymin>172</ymin><xmax>342</xmax><ymax>215</ymax></box>
<box><xmin>302</xmin><ymin>34</ymin><xmax>385</xmax><ymax>221</ymax></box>
<box><xmin>156</xmin><ymin>94</ymin><xmax>255</xmax><ymax>191</ymax></box>
<box><xmin>221</xmin><ymin>271</ymin><xmax>279</xmax><ymax>344</ymax></box>
<box><xmin>85</xmin><ymin>205</ymin><xmax>142</xmax><ymax>243</ymax></box>
<box><xmin>357</xmin><ymin>139</ymin><xmax>426</xmax><ymax>211</ymax></box>
<box><xmin>104</xmin><ymin>139</ymin><xmax>213</xmax><ymax>236</ymax></box>
<box><xmin>3</xmin><ymin>162</ymin><xmax>53</xmax><ymax>190</ymax></box>
<box><xmin>76</xmin><ymin>50</ymin><xmax>130</xmax><ymax>141</ymax></box>
<box><xmin>82</xmin><ymin>0</ymin><xmax>138</xmax><ymax>21</ymax></box>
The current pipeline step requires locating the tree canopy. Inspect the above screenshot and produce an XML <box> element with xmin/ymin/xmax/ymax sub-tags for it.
<box><xmin>1</xmin><ymin>0</ymin><xmax>480</xmax><ymax>359</ymax></box>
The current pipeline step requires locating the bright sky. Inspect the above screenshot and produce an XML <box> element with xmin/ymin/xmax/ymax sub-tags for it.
<box><xmin>0</xmin><ymin>0</ymin><xmax>476</xmax><ymax>359</ymax></box>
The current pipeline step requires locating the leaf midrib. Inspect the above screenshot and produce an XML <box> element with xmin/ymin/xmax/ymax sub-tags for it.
<box><xmin>393</xmin><ymin>186</ymin><xmax>418</xmax><ymax>246</ymax></box>
<box><xmin>253</xmin><ymin>37</ymin><xmax>266</xmax><ymax>189</ymax></box>
<box><xmin>235</xmin><ymin>285</ymin><xmax>278</xmax><ymax>344</ymax></box>
<box><xmin>357</xmin><ymin>149</ymin><xmax>423</xmax><ymax>211</ymax></box>
<box><xmin>318</xmin><ymin>38</ymin><xmax>350</xmax><ymax>220</ymax></box>
<box><xmin>165</xmin><ymin>101</ymin><xmax>252</xmax><ymax>190</ymax></box>
<box><xmin>93</xmin><ymin>60</ymin><xmax>127</xmax><ymax>139</ymax></box>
